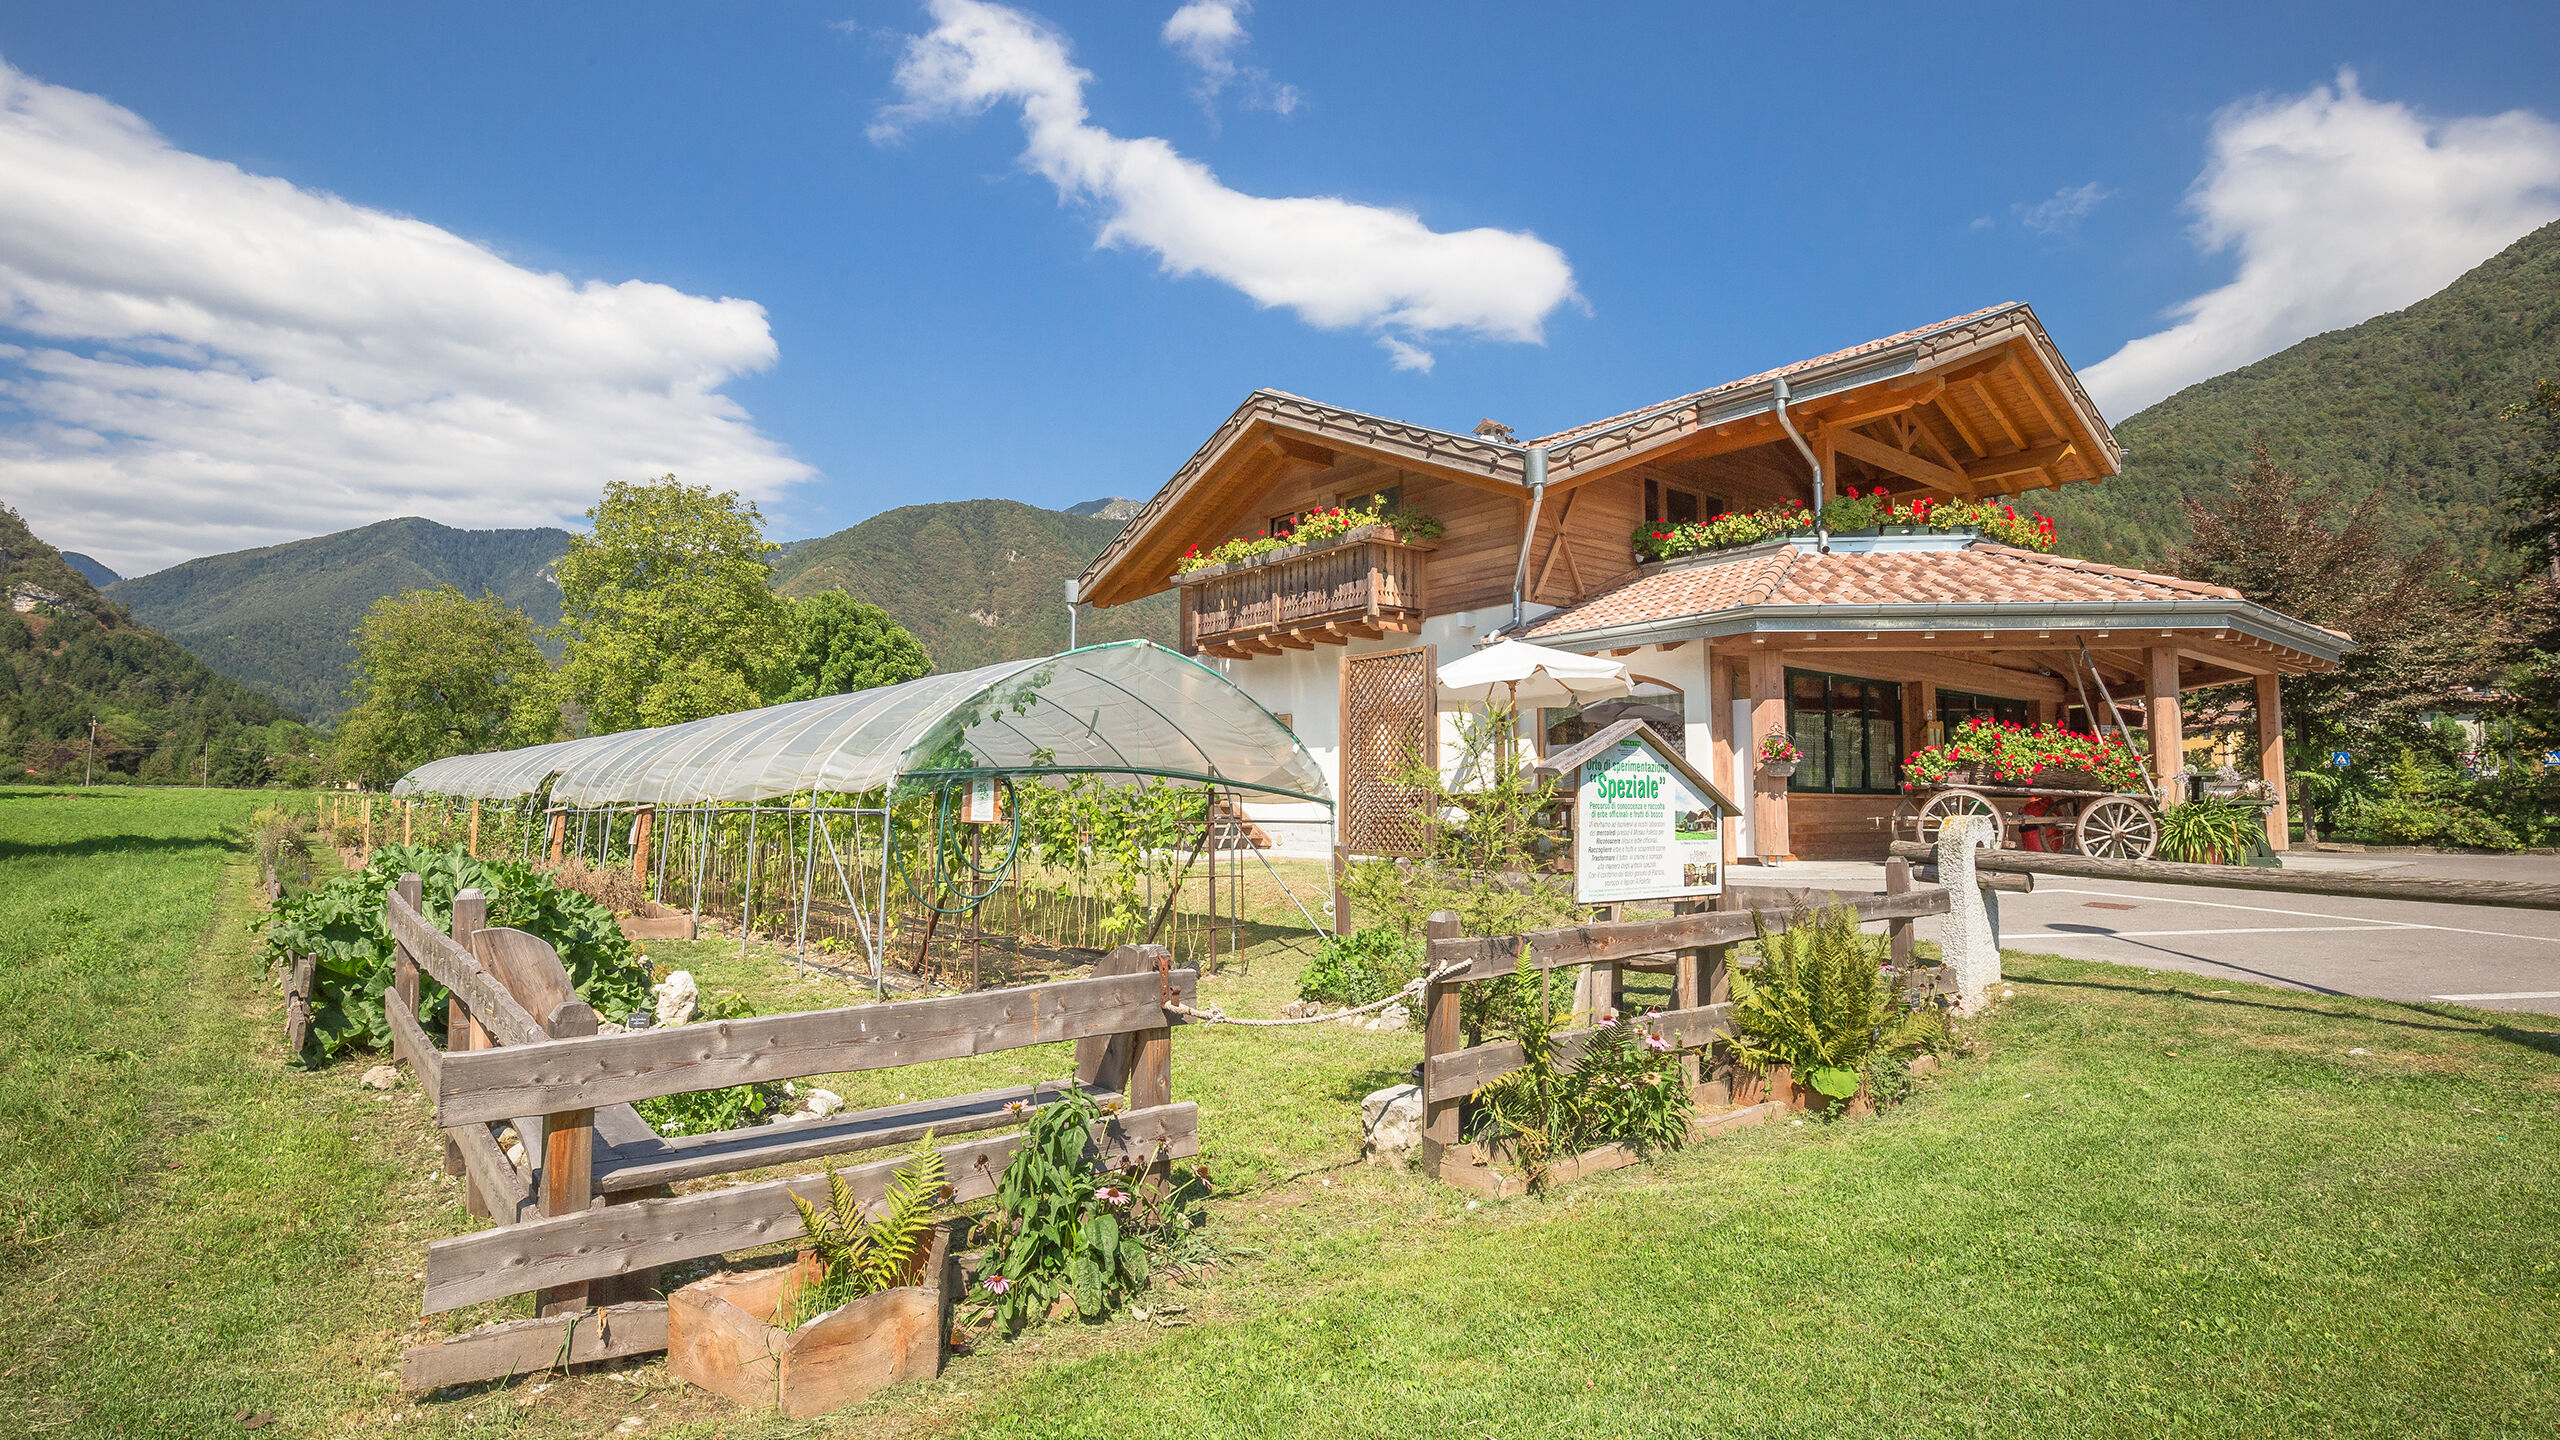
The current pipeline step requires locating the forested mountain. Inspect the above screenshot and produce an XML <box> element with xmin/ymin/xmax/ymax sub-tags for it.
<box><xmin>2044</xmin><ymin>218</ymin><xmax>2560</xmax><ymax>571</ymax></box>
<box><xmin>109</xmin><ymin>517</ymin><xmax>571</xmax><ymax>722</ymax></box>
<box><xmin>1</xmin><ymin>506</ymin><xmax>300</xmax><ymax>784</ymax></box>
<box><xmin>771</xmin><ymin>499</ymin><xmax>1172</xmax><ymax>671</ymax></box>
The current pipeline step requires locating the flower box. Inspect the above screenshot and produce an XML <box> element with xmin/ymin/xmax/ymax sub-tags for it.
<box><xmin>1173</xmin><ymin>524</ymin><xmax>1437</xmax><ymax>583</ymax></box>
<box><xmin>667</xmin><ymin>1226</ymin><xmax>954</xmax><ymax>1420</ymax></box>
<box><xmin>2031</xmin><ymin>766</ymin><xmax>2110</xmax><ymax>792</ymax></box>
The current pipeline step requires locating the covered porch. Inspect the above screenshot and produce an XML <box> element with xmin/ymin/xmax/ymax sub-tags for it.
<box><xmin>1512</xmin><ymin>534</ymin><xmax>2348</xmax><ymax>862</ymax></box>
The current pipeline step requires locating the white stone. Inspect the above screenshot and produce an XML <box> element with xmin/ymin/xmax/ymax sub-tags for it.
<box><xmin>1935</xmin><ymin>815</ymin><xmax>2003</xmax><ymax>1013</ymax></box>
<box><xmin>360</xmin><ymin>1064</ymin><xmax>402</xmax><ymax>1090</ymax></box>
<box><xmin>1339</xmin><ymin>1001</ymin><xmax>1410</xmax><ymax>1033</ymax></box>
<box><xmin>1281</xmin><ymin>999</ymin><xmax>1325</xmax><ymax>1019</ymax></box>
<box><xmin>504</xmin><ymin>1140</ymin><xmax>527</xmax><ymax>1167</ymax></box>
<box><xmin>802</xmin><ymin>1088</ymin><xmax>846</xmax><ymax>1118</ymax></box>
<box><xmin>1360</xmin><ymin>1083</ymin><xmax>1423</xmax><ymax>1167</ymax></box>
<box><xmin>651</xmin><ymin>970</ymin><xmax>699</xmax><ymax>1028</ymax></box>
<box><xmin>595</xmin><ymin>1020</ymin><xmax>628</xmax><ymax>1036</ymax></box>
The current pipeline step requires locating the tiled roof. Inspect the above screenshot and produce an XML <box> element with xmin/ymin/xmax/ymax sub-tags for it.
<box><xmin>1528</xmin><ymin>303</ymin><xmax>2022</xmax><ymax>448</ymax></box>
<box><xmin>1517</xmin><ymin>541</ymin><xmax>2256</xmax><ymax>641</ymax></box>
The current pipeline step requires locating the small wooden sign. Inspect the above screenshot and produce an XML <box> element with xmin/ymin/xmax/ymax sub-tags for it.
<box><xmin>1534</xmin><ymin>719</ymin><xmax>1737</xmax><ymax>907</ymax></box>
<box><xmin>960</xmin><ymin>777</ymin><xmax>1004</xmax><ymax>825</ymax></box>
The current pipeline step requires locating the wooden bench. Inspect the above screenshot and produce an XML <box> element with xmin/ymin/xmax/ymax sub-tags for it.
<box><xmin>380</xmin><ymin>878</ymin><xmax>1198</xmax><ymax>1391</ymax></box>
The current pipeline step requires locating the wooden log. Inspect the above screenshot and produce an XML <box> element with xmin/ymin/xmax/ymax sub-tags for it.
<box><xmin>401</xmin><ymin>1302</ymin><xmax>669</xmax><ymax>1392</ymax></box>
<box><xmin>1418</xmin><ymin>913</ymin><xmax>1463</xmax><ymax>1181</ymax></box>
<box><xmin>1883</xmin><ymin>841</ymin><xmax>2560</xmax><ymax>910</ymax></box>
<box><xmin>386</xmin><ymin>891</ymin><xmax>545</xmax><ymax>1048</ymax></box>
<box><xmin>283</xmin><ymin>952</ymin><xmax>316</xmax><ymax>1057</ymax></box>
<box><xmin>592</xmin><ymin>1081</ymin><xmax>1118</xmax><ymax>1193</ymax></box>
<box><xmin>1425</xmin><ymin>1003</ymin><xmax>1734</xmax><ymax>1102</ymax></box>
<box><xmin>435</xmin><ymin>968</ymin><xmax>1198</xmax><ymax>1125</ymax></box>
<box><xmin>1911</xmin><ymin>864</ymin><xmax>2033</xmax><ymax>893</ymax></box>
<box><xmin>1884</xmin><ymin>859</ymin><xmax>1916</xmax><ymax>966</ymax></box>
<box><xmin>1426</xmin><ymin>889</ymin><xmax>1949</xmax><ymax>981</ymax></box>
<box><xmin>422</xmin><ymin>1102</ymin><xmax>1199</xmax><ymax>1314</ymax></box>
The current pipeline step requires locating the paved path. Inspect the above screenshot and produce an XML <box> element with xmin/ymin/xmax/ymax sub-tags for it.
<box><xmin>1751</xmin><ymin>852</ymin><xmax>2560</xmax><ymax>1016</ymax></box>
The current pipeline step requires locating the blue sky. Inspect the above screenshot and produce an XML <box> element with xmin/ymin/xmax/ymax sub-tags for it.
<box><xmin>4</xmin><ymin>1</ymin><xmax>2559</xmax><ymax>574</ymax></box>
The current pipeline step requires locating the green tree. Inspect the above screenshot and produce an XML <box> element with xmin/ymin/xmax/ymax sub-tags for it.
<box><xmin>334</xmin><ymin>586</ymin><xmax>559</xmax><ymax>790</ymax></box>
<box><xmin>2503</xmin><ymin>377</ymin><xmax>2560</xmax><ymax>580</ymax></box>
<box><xmin>770</xmin><ymin>591</ymin><xmax>932</xmax><ymax>703</ymax></box>
<box><xmin>2174</xmin><ymin>442</ymin><xmax>2488</xmax><ymax>831</ymax></box>
<box><xmin>554</xmin><ymin>475</ymin><xmax>791</xmax><ymax>732</ymax></box>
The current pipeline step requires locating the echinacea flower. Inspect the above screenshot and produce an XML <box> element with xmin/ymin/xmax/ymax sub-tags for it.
<box><xmin>1095</xmin><ymin>1185</ymin><xmax>1132</xmax><ymax>1208</ymax></box>
<box><xmin>980</xmin><ymin>1273</ymin><xmax>1011</xmax><ymax>1294</ymax></box>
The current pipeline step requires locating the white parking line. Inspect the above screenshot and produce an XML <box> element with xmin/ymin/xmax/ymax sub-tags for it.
<box><xmin>2431</xmin><ymin>990</ymin><xmax>2560</xmax><ymax>1001</ymax></box>
<box><xmin>2034</xmin><ymin>887</ymin><xmax>2560</xmax><ymax>945</ymax></box>
<box><xmin>2083</xmin><ymin>926</ymin><xmax>2427</xmax><ymax>938</ymax></box>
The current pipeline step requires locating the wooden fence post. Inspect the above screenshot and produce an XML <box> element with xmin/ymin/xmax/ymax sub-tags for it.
<box><xmin>284</xmin><ymin>952</ymin><xmax>316</xmax><ymax>1057</ymax></box>
<box><xmin>537</xmin><ymin>997</ymin><xmax>599</xmax><ymax>1317</ymax></box>
<box><xmin>1331</xmin><ymin>844</ymin><xmax>1352</xmax><ymax>936</ymax></box>
<box><xmin>1884</xmin><ymin>857</ymin><xmax>1915</xmax><ymax>966</ymax></box>
<box><xmin>403</xmin><ymin>799</ymin><xmax>413</xmax><ymax>846</ymax></box>
<box><xmin>362</xmin><ymin>796</ymin><xmax>374</xmax><ymax>856</ymax></box>
<box><xmin>630</xmin><ymin>806</ymin><xmax>654</xmax><ymax>888</ymax></box>
<box><xmin>393</xmin><ymin>873</ymin><xmax>423</xmax><ymax>1021</ymax></box>
<box><xmin>1704</xmin><ymin>891</ymin><xmax>1735</xmax><ymax>1092</ymax></box>
<box><xmin>467</xmin><ymin>800</ymin><xmax>481</xmax><ymax>858</ymax></box>
<box><xmin>1419</xmin><ymin>911</ymin><xmax>1464</xmax><ymax>1180</ymax></box>
<box><xmin>444</xmin><ymin>889</ymin><xmax>487</xmax><ymax>1202</ymax></box>
<box><xmin>546</xmin><ymin>808</ymin><xmax>567</xmax><ymax>868</ymax></box>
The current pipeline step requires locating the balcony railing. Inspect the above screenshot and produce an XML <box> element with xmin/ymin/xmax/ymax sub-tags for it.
<box><xmin>1175</xmin><ymin>527</ymin><xmax>1430</xmax><ymax>656</ymax></box>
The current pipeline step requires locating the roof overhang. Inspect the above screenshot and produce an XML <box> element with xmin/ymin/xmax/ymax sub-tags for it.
<box><xmin>1517</xmin><ymin>599</ymin><xmax>2348</xmax><ymax>675</ymax></box>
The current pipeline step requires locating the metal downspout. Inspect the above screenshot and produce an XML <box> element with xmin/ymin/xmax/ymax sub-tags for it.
<box><xmin>1509</xmin><ymin>445</ymin><xmax>1550</xmax><ymax>629</ymax></box>
<box><xmin>1773</xmin><ymin>375</ymin><xmax>1827</xmax><ymax>552</ymax></box>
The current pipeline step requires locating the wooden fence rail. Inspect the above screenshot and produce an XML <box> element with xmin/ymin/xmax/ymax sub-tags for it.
<box><xmin>376</xmin><ymin>878</ymin><xmax>1196</xmax><ymax>1390</ymax></box>
<box><xmin>1884</xmin><ymin>841</ymin><xmax>2560</xmax><ymax>910</ymax></box>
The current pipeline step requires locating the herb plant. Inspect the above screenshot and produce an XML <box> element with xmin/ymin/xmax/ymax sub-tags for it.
<box><xmin>1464</xmin><ymin>954</ymin><xmax>1697</xmax><ymax>1192</ymax></box>
<box><xmin>972</xmin><ymin>1088</ymin><xmax>1157</xmax><ymax>1328</ymax></box>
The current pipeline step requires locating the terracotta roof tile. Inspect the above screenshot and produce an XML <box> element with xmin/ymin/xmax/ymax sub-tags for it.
<box><xmin>1517</xmin><ymin>541</ymin><xmax>2254</xmax><ymax>641</ymax></box>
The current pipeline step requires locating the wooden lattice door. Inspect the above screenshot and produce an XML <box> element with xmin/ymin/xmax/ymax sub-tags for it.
<box><xmin>1338</xmin><ymin>644</ymin><xmax>1438</xmax><ymax>857</ymax></box>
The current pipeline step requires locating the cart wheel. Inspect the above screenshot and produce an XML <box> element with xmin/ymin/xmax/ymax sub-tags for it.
<box><xmin>2076</xmin><ymin>796</ymin><xmax>2159</xmax><ymax>859</ymax></box>
<box><xmin>1915</xmin><ymin>788</ymin><xmax>2002</xmax><ymax>847</ymax></box>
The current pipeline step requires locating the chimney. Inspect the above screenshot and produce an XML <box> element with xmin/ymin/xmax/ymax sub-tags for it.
<box><xmin>1473</xmin><ymin>418</ymin><xmax>1517</xmax><ymax>443</ymax></box>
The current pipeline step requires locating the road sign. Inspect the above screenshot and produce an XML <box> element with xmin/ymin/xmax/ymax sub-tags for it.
<box><xmin>2544</xmin><ymin>750</ymin><xmax>2560</xmax><ymax>770</ymax></box>
<box><xmin>2330</xmin><ymin>751</ymin><xmax>2352</xmax><ymax>768</ymax></box>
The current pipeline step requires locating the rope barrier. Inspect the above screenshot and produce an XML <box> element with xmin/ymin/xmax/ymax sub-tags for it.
<box><xmin>1166</xmin><ymin>957</ymin><xmax>1472</xmax><ymax>1027</ymax></box>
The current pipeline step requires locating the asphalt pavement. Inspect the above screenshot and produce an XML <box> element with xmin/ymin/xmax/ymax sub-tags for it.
<box><xmin>1754</xmin><ymin>850</ymin><xmax>2560</xmax><ymax>1016</ymax></box>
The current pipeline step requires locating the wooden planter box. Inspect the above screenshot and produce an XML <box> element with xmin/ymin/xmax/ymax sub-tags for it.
<box><xmin>667</xmin><ymin>1228</ymin><xmax>952</xmax><ymax>1419</ymax></box>
<box><xmin>1437</xmin><ymin>1082</ymin><xmax>1780</xmax><ymax>1200</ymax></box>
<box><xmin>618</xmin><ymin>901</ymin><xmax>696</xmax><ymax>942</ymax></box>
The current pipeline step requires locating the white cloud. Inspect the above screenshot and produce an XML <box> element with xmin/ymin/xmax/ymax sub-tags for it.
<box><xmin>1161</xmin><ymin>1</ymin><xmax>1298</xmax><ymax>117</ymax></box>
<box><xmin>875</xmin><ymin>0</ymin><xmax>1576</xmax><ymax>371</ymax></box>
<box><xmin>0</xmin><ymin>56</ymin><xmax>810</xmax><ymax>576</ymax></box>
<box><xmin>2083</xmin><ymin>71</ymin><xmax>2560</xmax><ymax>419</ymax></box>
<box><xmin>2015</xmin><ymin>181</ymin><xmax>2112</xmax><ymax>236</ymax></box>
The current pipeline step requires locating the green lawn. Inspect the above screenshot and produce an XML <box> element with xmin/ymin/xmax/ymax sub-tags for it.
<box><xmin>3</xmin><ymin>788</ymin><xmax>2555</xmax><ymax>1438</ymax></box>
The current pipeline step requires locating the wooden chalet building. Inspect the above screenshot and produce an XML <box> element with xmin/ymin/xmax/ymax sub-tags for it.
<box><xmin>1074</xmin><ymin>303</ymin><xmax>2347</xmax><ymax>863</ymax></box>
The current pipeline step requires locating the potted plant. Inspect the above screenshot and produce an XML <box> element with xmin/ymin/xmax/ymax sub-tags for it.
<box><xmin>668</xmin><ymin>1145</ymin><xmax>953</xmax><ymax>1419</ymax></box>
<box><xmin>1758</xmin><ymin>730</ymin><xmax>1803</xmax><ymax>779</ymax></box>
<box><xmin>1728</xmin><ymin>904</ymin><xmax>1943</xmax><ymax>1116</ymax></box>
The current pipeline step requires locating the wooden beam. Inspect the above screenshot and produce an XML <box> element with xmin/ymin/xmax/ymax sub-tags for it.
<box><xmin>1759</xmin><ymin>646</ymin><xmax>2069</xmax><ymax>703</ymax></box>
<box><xmin>1965</xmin><ymin>377</ymin><xmax>2027</xmax><ymax>451</ymax></box>
<box><xmin>1424</xmin><ymin>888</ymin><xmax>1949</xmax><ymax>983</ymax></box>
<box><xmin>1963</xmin><ymin>441</ymin><xmax>2074</xmax><ymax>485</ymax></box>
<box><xmin>1832</xmin><ymin>427</ymin><xmax>1970</xmax><ymax>492</ymax></box>
<box><xmin>402</xmin><ymin>1302</ymin><xmax>670</xmax><ymax>1392</ymax></box>
<box><xmin>1932</xmin><ymin>394</ymin><xmax>1988</xmax><ymax>458</ymax></box>
<box><xmin>1999</xmin><ymin>357</ymin><xmax>2071</xmax><ymax>444</ymax></box>
<box><xmin>1532</xmin><ymin>489</ymin><xmax>1581</xmax><ymax>599</ymax></box>
<box><xmin>1267</xmin><ymin>630</ymin><xmax>1316</xmax><ymax>651</ymax></box>
<box><xmin>1426</xmin><ymin>1003</ymin><xmax>1734</xmax><ymax>1102</ymax></box>
<box><xmin>423</xmin><ymin>1103</ymin><xmax>1200</xmax><ymax>1313</ymax></box>
<box><xmin>1267</xmin><ymin>434</ymin><xmax>1336</xmax><ymax>468</ymax></box>
<box><xmin>2256</xmin><ymin>673</ymin><xmax>2289</xmax><ymax>851</ymax></box>
<box><xmin>436</xmin><ymin>970</ymin><xmax>1197</xmax><ymax>1125</ymax></box>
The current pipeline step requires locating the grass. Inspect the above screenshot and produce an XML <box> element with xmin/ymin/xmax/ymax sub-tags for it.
<box><xmin>3</xmin><ymin>788</ymin><xmax>2557</xmax><ymax>1437</ymax></box>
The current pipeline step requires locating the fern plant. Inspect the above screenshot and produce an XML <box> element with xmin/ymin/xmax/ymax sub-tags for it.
<box><xmin>1729</xmin><ymin>905</ymin><xmax>1943</xmax><ymax>1101</ymax></box>
<box><xmin>781</xmin><ymin>1139</ymin><xmax>949</xmax><ymax>1329</ymax></box>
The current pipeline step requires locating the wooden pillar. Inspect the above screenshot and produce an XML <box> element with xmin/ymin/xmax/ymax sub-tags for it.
<box><xmin>546</xmin><ymin>808</ymin><xmax>567</xmax><ymax>868</ymax></box>
<box><xmin>1419</xmin><ymin>911</ymin><xmax>1464</xmax><ymax>1179</ymax></box>
<box><xmin>1884</xmin><ymin>857</ymin><xmax>1916</xmax><ymax>965</ymax></box>
<box><xmin>467</xmin><ymin>800</ymin><xmax>481</xmax><ymax>857</ymax></box>
<box><xmin>2146</xmin><ymin>647</ymin><xmax>2185</xmax><ymax>801</ymax></box>
<box><xmin>631</xmin><ymin>805</ymin><xmax>655</xmax><ymax>886</ymax></box>
<box><xmin>1748</xmin><ymin>648</ymin><xmax>1791</xmax><ymax>861</ymax></box>
<box><xmin>1704</xmin><ymin>891</ymin><xmax>1735</xmax><ymax>1093</ymax></box>
<box><xmin>361</xmin><ymin>796</ymin><xmax>373</xmax><ymax>855</ymax></box>
<box><xmin>1707</xmin><ymin>651</ymin><xmax>1737</xmax><ymax>866</ymax></box>
<box><xmin>402</xmin><ymin>799</ymin><xmax>413</xmax><ymax>845</ymax></box>
<box><xmin>1331</xmin><ymin>843</ymin><xmax>1352</xmax><ymax>936</ymax></box>
<box><xmin>392</xmin><ymin>872</ymin><xmax>423</xmax><ymax>1021</ymax></box>
<box><xmin>2255</xmin><ymin>673</ymin><xmax>2289</xmax><ymax>851</ymax></box>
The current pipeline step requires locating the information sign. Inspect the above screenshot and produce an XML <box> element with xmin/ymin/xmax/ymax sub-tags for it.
<box><xmin>961</xmin><ymin>776</ymin><xmax>1004</xmax><ymax>824</ymax></box>
<box><xmin>2330</xmin><ymin>751</ymin><xmax>2352</xmax><ymax>768</ymax></box>
<box><xmin>1572</xmin><ymin>729</ymin><xmax>1725</xmax><ymax>905</ymax></box>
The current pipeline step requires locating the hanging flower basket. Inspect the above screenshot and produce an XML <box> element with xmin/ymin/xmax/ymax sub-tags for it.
<box><xmin>1757</xmin><ymin>729</ymin><xmax>1803</xmax><ymax>779</ymax></box>
<box><xmin>1761</xmin><ymin>759</ymin><xmax>1799</xmax><ymax>779</ymax></box>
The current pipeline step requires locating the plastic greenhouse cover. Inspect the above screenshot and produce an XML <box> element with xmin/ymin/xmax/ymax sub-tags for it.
<box><xmin>392</xmin><ymin>640</ymin><xmax>1330</xmax><ymax>807</ymax></box>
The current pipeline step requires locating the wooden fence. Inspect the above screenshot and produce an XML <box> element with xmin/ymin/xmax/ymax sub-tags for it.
<box><xmin>1415</xmin><ymin>882</ymin><xmax>1952</xmax><ymax>1197</ymax></box>
<box><xmin>379</xmin><ymin>876</ymin><xmax>1199</xmax><ymax>1391</ymax></box>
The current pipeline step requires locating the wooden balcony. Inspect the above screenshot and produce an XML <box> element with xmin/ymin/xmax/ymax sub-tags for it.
<box><xmin>1176</xmin><ymin>527</ymin><xmax>1430</xmax><ymax>658</ymax></box>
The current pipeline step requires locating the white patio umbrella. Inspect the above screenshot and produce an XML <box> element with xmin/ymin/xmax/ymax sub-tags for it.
<box><xmin>1435</xmin><ymin>639</ymin><xmax>1632</xmax><ymax>711</ymax></box>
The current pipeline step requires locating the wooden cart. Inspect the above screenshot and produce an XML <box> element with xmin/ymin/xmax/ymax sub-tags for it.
<box><xmin>1889</xmin><ymin>779</ymin><xmax>2162</xmax><ymax>859</ymax></box>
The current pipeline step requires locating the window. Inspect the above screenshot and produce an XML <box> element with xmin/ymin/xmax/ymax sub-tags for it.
<box><xmin>1785</xmin><ymin>670</ymin><xmax>1903</xmax><ymax>794</ymax></box>
<box><xmin>1937</xmin><ymin>688</ymin><xmax>2033</xmax><ymax>738</ymax></box>
<box><xmin>1339</xmin><ymin>484</ymin><xmax>1401</xmax><ymax>516</ymax></box>
<box><xmin>1644</xmin><ymin>477</ymin><xmax>1724</xmax><ymax>526</ymax></box>
<box><xmin>1266</xmin><ymin>511</ymin><xmax>1299</xmax><ymax>539</ymax></box>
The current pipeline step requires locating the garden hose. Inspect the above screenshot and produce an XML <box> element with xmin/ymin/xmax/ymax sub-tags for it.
<box><xmin>892</xmin><ymin>777</ymin><xmax>1024</xmax><ymax>916</ymax></box>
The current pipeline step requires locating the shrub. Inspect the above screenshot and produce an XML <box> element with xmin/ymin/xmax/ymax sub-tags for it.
<box><xmin>971</xmin><ymin>1088</ymin><xmax>1203</xmax><ymax>1328</ymax></box>
<box><xmin>1297</xmin><ymin>925</ymin><xmax>1422</xmax><ymax>1007</ymax></box>
<box><xmin>1462</xmin><ymin>955</ymin><xmax>1697</xmax><ymax>1190</ymax></box>
<box><xmin>2156</xmin><ymin>797</ymin><xmax>2259</xmax><ymax>864</ymax></box>
<box><xmin>260</xmin><ymin>843</ymin><xmax>653</xmax><ymax>1064</ymax></box>
<box><xmin>545</xmin><ymin>855</ymin><xmax>653</xmax><ymax>914</ymax></box>
<box><xmin>1729</xmin><ymin>905</ymin><xmax>1942</xmax><ymax>1101</ymax></box>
